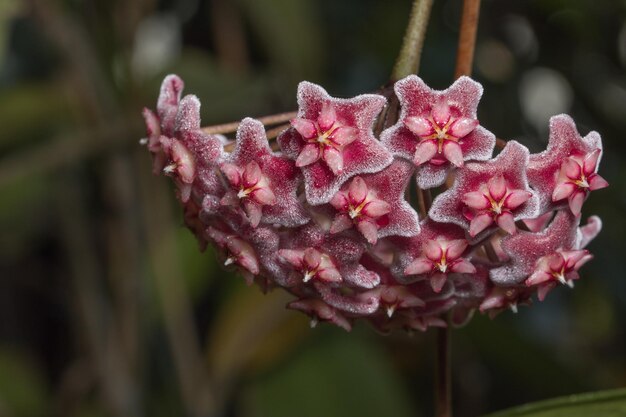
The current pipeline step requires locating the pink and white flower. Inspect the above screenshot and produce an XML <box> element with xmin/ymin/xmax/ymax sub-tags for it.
<box><xmin>278</xmin><ymin>247</ymin><xmax>342</xmax><ymax>284</ymax></box>
<box><xmin>207</xmin><ymin>227</ymin><xmax>260</xmax><ymax>283</ymax></box>
<box><xmin>526</xmin><ymin>249</ymin><xmax>592</xmax><ymax>300</ymax></box>
<box><xmin>552</xmin><ymin>150</ymin><xmax>608</xmax><ymax>215</ymax></box>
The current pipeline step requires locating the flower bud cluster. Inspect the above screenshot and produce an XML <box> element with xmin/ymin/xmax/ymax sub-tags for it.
<box><xmin>142</xmin><ymin>74</ymin><xmax>606</xmax><ymax>332</ymax></box>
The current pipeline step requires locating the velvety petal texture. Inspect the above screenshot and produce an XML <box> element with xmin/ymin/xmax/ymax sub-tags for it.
<box><xmin>143</xmin><ymin>74</ymin><xmax>605</xmax><ymax>332</ymax></box>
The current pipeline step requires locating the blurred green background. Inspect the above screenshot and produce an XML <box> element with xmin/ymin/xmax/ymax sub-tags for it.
<box><xmin>0</xmin><ymin>0</ymin><xmax>624</xmax><ymax>416</ymax></box>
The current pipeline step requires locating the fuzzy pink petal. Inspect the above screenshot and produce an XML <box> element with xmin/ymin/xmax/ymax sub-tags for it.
<box><xmin>220</xmin><ymin>190</ymin><xmax>239</xmax><ymax>206</ymax></box>
<box><xmin>552</xmin><ymin>182</ymin><xmax>576</xmax><ymax>201</ymax></box>
<box><xmin>330</xmin><ymin>214</ymin><xmax>353</xmax><ymax>234</ymax></box>
<box><xmin>318</xmin><ymin>102</ymin><xmax>337</xmax><ymax>132</ymax></box>
<box><xmin>469</xmin><ymin>213</ymin><xmax>494</xmax><ymax>237</ymax></box>
<box><xmin>526</xmin><ymin>270</ymin><xmax>551</xmax><ymax>286</ymax></box>
<box><xmin>330</xmin><ymin>127</ymin><xmax>358</xmax><ymax>146</ymax></box>
<box><xmin>405</xmin><ymin>116</ymin><xmax>433</xmax><ymax>137</ymax></box>
<box><xmin>430</xmin><ymin>273</ymin><xmax>447</xmax><ymax>293</ymax></box>
<box><xmin>449</xmin><ymin>117</ymin><xmax>478</xmax><ymax>138</ymax></box>
<box><xmin>563</xmin><ymin>158</ymin><xmax>582</xmax><ymax>179</ymax></box>
<box><xmin>488</xmin><ymin>175</ymin><xmax>507</xmax><ymax>201</ymax></box>
<box><xmin>432</xmin><ymin>101</ymin><xmax>451</xmax><ymax>126</ymax></box>
<box><xmin>323</xmin><ymin>147</ymin><xmax>344</xmax><ymax>175</ymax></box>
<box><xmin>462</xmin><ymin>191</ymin><xmax>491</xmax><ymax>210</ymax></box>
<box><xmin>243</xmin><ymin>200</ymin><xmax>262</xmax><ymax>227</ymax></box>
<box><xmin>588</xmin><ymin>174</ymin><xmax>608</xmax><ymax>191</ymax></box>
<box><xmin>583</xmin><ymin>149</ymin><xmax>601</xmax><ymax>176</ymax></box>
<box><xmin>251</xmin><ymin>187</ymin><xmax>276</xmax><ymax>205</ymax></box>
<box><xmin>303</xmin><ymin>248</ymin><xmax>322</xmax><ymax>269</ymax></box>
<box><xmin>537</xmin><ymin>283</ymin><xmax>555</xmax><ymax>301</ymax></box>
<box><xmin>568</xmin><ymin>191</ymin><xmax>586</xmax><ymax>216</ymax></box>
<box><xmin>413</xmin><ymin>140</ymin><xmax>438</xmax><ymax>165</ymax></box>
<box><xmin>296</xmin><ymin>144</ymin><xmax>321</xmax><ymax>167</ymax></box>
<box><xmin>291</xmin><ymin>118</ymin><xmax>317</xmax><ymax>139</ymax></box>
<box><xmin>451</xmin><ymin>259</ymin><xmax>476</xmax><ymax>274</ymax></box>
<box><xmin>496</xmin><ymin>212</ymin><xmax>517</xmax><ymax>235</ymax></box>
<box><xmin>330</xmin><ymin>192</ymin><xmax>349</xmax><ymax>211</ymax></box>
<box><xmin>220</xmin><ymin>163</ymin><xmax>241</xmax><ymax>186</ymax></box>
<box><xmin>278</xmin><ymin>249</ymin><xmax>304</xmax><ymax>267</ymax></box>
<box><xmin>357</xmin><ymin>220</ymin><xmax>379</xmax><ymax>244</ymax></box>
<box><xmin>442</xmin><ymin>141</ymin><xmax>463</xmax><ymax>167</ymax></box>
<box><xmin>348</xmin><ymin>177</ymin><xmax>368</xmax><ymax>205</ymax></box>
<box><xmin>362</xmin><ymin>200</ymin><xmax>391</xmax><ymax>218</ymax></box>
<box><xmin>404</xmin><ymin>258</ymin><xmax>433</xmax><ymax>275</ymax></box>
<box><xmin>242</xmin><ymin>161</ymin><xmax>262</xmax><ymax>188</ymax></box>
<box><xmin>423</xmin><ymin>240</ymin><xmax>444</xmax><ymax>261</ymax></box>
<box><xmin>505</xmin><ymin>190</ymin><xmax>532</xmax><ymax>210</ymax></box>
<box><xmin>318</xmin><ymin>267</ymin><xmax>342</xmax><ymax>283</ymax></box>
<box><xmin>445</xmin><ymin>240</ymin><xmax>468</xmax><ymax>260</ymax></box>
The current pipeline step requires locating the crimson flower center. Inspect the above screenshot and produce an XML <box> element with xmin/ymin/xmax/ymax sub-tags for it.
<box><xmin>421</xmin><ymin>116</ymin><xmax>459</xmax><ymax>153</ymax></box>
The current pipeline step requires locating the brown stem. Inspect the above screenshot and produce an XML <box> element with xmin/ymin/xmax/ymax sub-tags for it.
<box><xmin>417</xmin><ymin>188</ymin><xmax>433</xmax><ymax>218</ymax></box>
<box><xmin>495</xmin><ymin>138</ymin><xmax>507</xmax><ymax>149</ymax></box>
<box><xmin>391</xmin><ymin>0</ymin><xmax>435</xmax><ymax>81</ymax></box>
<box><xmin>435</xmin><ymin>325</ymin><xmax>452</xmax><ymax>417</ymax></box>
<box><xmin>201</xmin><ymin>111</ymin><xmax>297</xmax><ymax>135</ymax></box>
<box><xmin>454</xmin><ymin>0</ymin><xmax>481</xmax><ymax>79</ymax></box>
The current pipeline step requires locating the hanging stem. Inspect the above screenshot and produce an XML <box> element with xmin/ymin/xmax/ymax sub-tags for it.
<box><xmin>435</xmin><ymin>325</ymin><xmax>452</xmax><ymax>417</ymax></box>
<box><xmin>391</xmin><ymin>0</ymin><xmax>435</xmax><ymax>81</ymax></box>
<box><xmin>454</xmin><ymin>0</ymin><xmax>481</xmax><ymax>78</ymax></box>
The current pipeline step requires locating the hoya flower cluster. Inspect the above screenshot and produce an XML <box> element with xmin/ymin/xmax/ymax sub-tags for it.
<box><xmin>142</xmin><ymin>74</ymin><xmax>607</xmax><ymax>332</ymax></box>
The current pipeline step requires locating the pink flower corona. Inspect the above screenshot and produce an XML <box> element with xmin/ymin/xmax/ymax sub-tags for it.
<box><xmin>142</xmin><ymin>74</ymin><xmax>607</xmax><ymax>332</ymax></box>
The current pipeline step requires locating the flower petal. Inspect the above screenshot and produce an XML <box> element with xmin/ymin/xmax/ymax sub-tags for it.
<box><xmin>242</xmin><ymin>161</ymin><xmax>262</xmax><ymax>188</ymax></box>
<box><xmin>318</xmin><ymin>267</ymin><xmax>342</xmax><ymax>283</ymax></box>
<box><xmin>251</xmin><ymin>186</ymin><xmax>276</xmax><ymax>205</ymax></box>
<box><xmin>451</xmin><ymin>259</ymin><xmax>476</xmax><ymax>274</ymax></box>
<box><xmin>588</xmin><ymin>174</ymin><xmax>608</xmax><ymax>191</ymax></box>
<box><xmin>243</xmin><ymin>200</ymin><xmax>262</xmax><ymax>227</ymax></box>
<box><xmin>318</xmin><ymin>102</ymin><xmax>337</xmax><ymax>132</ymax></box>
<box><xmin>404</xmin><ymin>258</ymin><xmax>433</xmax><ymax>275</ymax></box>
<box><xmin>583</xmin><ymin>149</ymin><xmax>601</xmax><ymax>176</ymax></box>
<box><xmin>488</xmin><ymin>175</ymin><xmax>507</xmax><ymax>201</ymax></box>
<box><xmin>278</xmin><ymin>249</ymin><xmax>304</xmax><ymax>267</ymax></box>
<box><xmin>348</xmin><ymin>177</ymin><xmax>368</xmax><ymax>205</ymax></box>
<box><xmin>405</xmin><ymin>116</ymin><xmax>433</xmax><ymax>137</ymax></box>
<box><xmin>423</xmin><ymin>240</ymin><xmax>444</xmax><ymax>261</ymax></box>
<box><xmin>323</xmin><ymin>147</ymin><xmax>344</xmax><ymax>175</ymax></box>
<box><xmin>469</xmin><ymin>213</ymin><xmax>493</xmax><ymax>237</ymax></box>
<box><xmin>449</xmin><ymin>117</ymin><xmax>478</xmax><ymax>138</ymax></box>
<box><xmin>296</xmin><ymin>143</ymin><xmax>321</xmax><ymax>167</ymax></box>
<box><xmin>362</xmin><ymin>200</ymin><xmax>390</xmax><ymax>218</ymax></box>
<box><xmin>442</xmin><ymin>141</ymin><xmax>464</xmax><ymax>167</ymax></box>
<box><xmin>430</xmin><ymin>272</ymin><xmax>447</xmax><ymax>293</ymax></box>
<box><xmin>552</xmin><ymin>182</ymin><xmax>576</xmax><ymax>201</ymax></box>
<box><xmin>445</xmin><ymin>239</ymin><xmax>468</xmax><ymax>260</ymax></box>
<box><xmin>220</xmin><ymin>163</ymin><xmax>241</xmax><ymax>186</ymax></box>
<box><xmin>330</xmin><ymin>214</ymin><xmax>353</xmax><ymax>234</ymax></box>
<box><xmin>357</xmin><ymin>220</ymin><xmax>379</xmax><ymax>244</ymax></box>
<box><xmin>504</xmin><ymin>190</ymin><xmax>532</xmax><ymax>210</ymax></box>
<box><xmin>303</xmin><ymin>248</ymin><xmax>322</xmax><ymax>269</ymax></box>
<box><xmin>568</xmin><ymin>190</ymin><xmax>585</xmax><ymax>215</ymax></box>
<box><xmin>413</xmin><ymin>140</ymin><xmax>438</xmax><ymax>165</ymax></box>
<box><xmin>432</xmin><ymin>100</ymin><xmax>451</xmax><ymax>126</ymax></box>
<box><xmin>330</xmin><ymin>126</ymin><xmax>358</xmax><ymax>146</ymax></box>
<box><xmin>462</xmin><ymin>191</ymin><xmax>491</xmax><ymax>210</ymax></box>
<box><xmin>562</xmin><ymin>158</ymin><xmax>582</xmax><ymax>179</ymax></box>
<box><xmin>330</xmin><ymin>191</ymin><xmax>349</xmax><ymax>211</ymax></box>
<box><xmin>496</xmin><ymin>212</ymin><xmax>516</xmax><ymax>235</ymax></box>
<box><xmin>291</xmin><ymin>117</ymin><xmax>317</xmax><ymax>139</ymax></box>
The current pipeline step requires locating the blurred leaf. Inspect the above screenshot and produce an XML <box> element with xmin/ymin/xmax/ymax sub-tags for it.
<box><xmin>483</xmin><ymin>388</ymin><xmax>626</xmax><ymax>417</ymax></box>
<box><xmin>0</xmin><ymin>346</ymin><xmax>49</xmax><ymax>417</ymax></box>
<box><xmin>241</xmin><ymin>334</ymin><xmax>417</xmax><ymax>417</ymax></box>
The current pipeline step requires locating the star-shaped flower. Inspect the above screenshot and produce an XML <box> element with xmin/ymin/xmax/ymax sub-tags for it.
<box><xmin>278</xmin><ymin>81</ymin><xmax>393</xmax><ymax>205</ymax></box>
<box><xmin>221</xmin><ymin>118</ymin><xmax>310</xmax><ymax>228</ymax></box>
<box><xmin>525</xmin><ymin>249</ymin><xmax>592</xmax><ymax>300</ymax></box>
<box><xmin>429</xmin><ymin>141</ymin><xmax>540</xmax><ymax>242</ymax></box>
<box><xmin>400</xmin><ymin>221</ymin><xmax>476</xmax><ymax>293</ymax></box>
<box><xmin>329</xmin><ymin>159</ymin><xmax>420</xmax><ymax>244</ymax></box>
<box><xmin>527</xmin><ymin>114</ymin><xmax>606</xmax><ymax>215</ymax></box>
<box><xmin>489</xmin><ymin>210</ymin><xmax>580</xmax><ymax>286</ymax></box>
<box><xmin>288</xmin><ymin>298</ymin><xmax>352</xmax><ymax>331</ymax></box>
<box><xmin>381</xmin><ymin>75</ymin><xmax>495</xmax><ymax>189</ymax></box>
<box><xmin>207</xmin><ymin>226</ymin><xmax>260</xmax><ymax>284</ymax></box>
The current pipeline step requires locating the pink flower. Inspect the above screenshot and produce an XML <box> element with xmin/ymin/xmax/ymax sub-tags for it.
<box><xmin>552</xmin><ymin>150</ymin><xmax>608</xmax><ymax>215</ymax></box>
<box><xmin>462</xmin><ymin>174</ymin><xmax>532</xmax><ymax>236</ymax></box>
<box><xmin>330</xmin><ymin>176</ymin><xmax>391</xmax><ymax>244</ymax></box>
<box><xmin>291</xmin><ymin>102</ymin><xmax>358</xmax><ymax>174</ymax></box>
<box><xmin>288</xmin><ymin>298</ymin><xmax>352</xmax><ymax>331</ymax></box>
<box><xmin>207</xmin><ymin>227</ymin><xmax>260</xmax><ymax>283</ymax></box>
<box><xmin>221</xmin><ymin>161</ymin><xmax>276</xmax><ymax>227</ymax></box>
<box><xmin>528</xmin><ymin>114</ymin><xmax>606</xmax><ymax>215</ymax></box>
<box><xmin>526</xmin><ymin>249</ymin><xmax>592</xmax><ymax>301</ymax></box>
<box><xmin>404</xmin><ymin>237</ymin><xmax>476</xmax><ymax>293</ymax></box>
<box><xmin>381</xmin><ymin>75</ymin><xmax>495</xmax><ymax>189</ymax></box>
<box><xmin>160</xmin><ymin>137</ymin><xmax>196</xmax><ymax>202</ymax></box>
<box><xmin>278</xmin><ymin>247</ymin><xmax>342</xmax><ymax>284</ymax></box>
<box><xmin>479</xmin><ymin>286</ymin><xmax>532</xmax><ymax>317</ymax></box>
<box><xmin>429</xmin><ymin>141</ymin><xmax>539</xmax><ymax>241</ymax></box>
<box><xmin>278</xmin><ymin>81</ymin><xmax>393</xmax><ymax>205</ymax></box>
